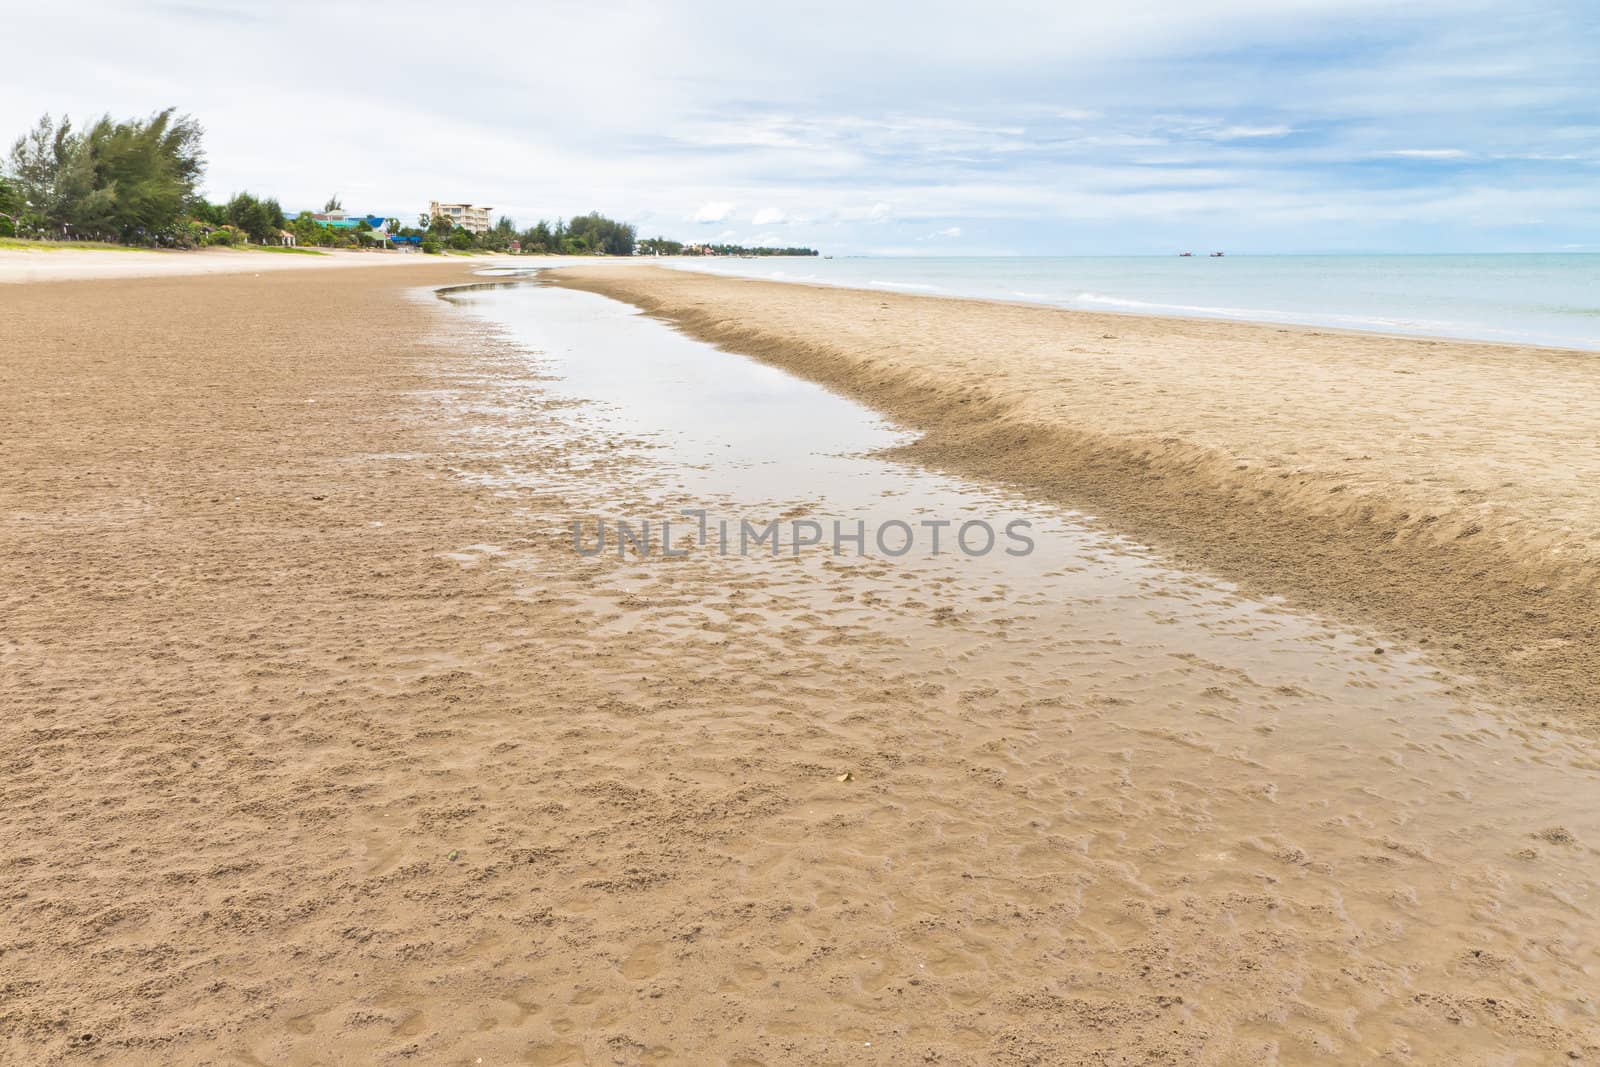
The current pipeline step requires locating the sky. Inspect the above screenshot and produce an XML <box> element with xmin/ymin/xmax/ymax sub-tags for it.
<box><xmin>3</xmin><ymin>0</ymin><xmax>1597</xmax><ymax>255</ymax></box>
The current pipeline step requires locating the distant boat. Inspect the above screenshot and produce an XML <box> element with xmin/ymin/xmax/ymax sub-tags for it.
<box><xmin>1178</xmin><ymin>251</ymin><xmax>1194</xmax><ymax>257</ymax></box>
<box><xmin>1210</xmin><ymin>251</ymin><xmax>1225</xmax><ymax>257</ymax></box>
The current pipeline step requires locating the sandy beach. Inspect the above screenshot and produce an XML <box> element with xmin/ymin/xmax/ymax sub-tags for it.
<box><xmin>3</xmin><ymin>257</ymin><xmax>1599</xmax><ymax>1064</ymax></box>
<box><xmin>0</xmin><ymin>246</ymin><xmax>521</xmax><ymax>285</ymax></box>
<box><xmin>555</xmin><ymin>264</ymin><xmax>1600</xmax><ymax>724</ymax></box>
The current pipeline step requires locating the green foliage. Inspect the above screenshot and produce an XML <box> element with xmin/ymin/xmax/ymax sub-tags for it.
<box><xmin>519</xmin><ymin>219</ymin><xmax>557</xmax><ymax>253</ymax></box>
<box><xmin>191</xmin><ymin>200</ymin><xmax>226</xmax><ymax>226</ymax></box>
<box><xmin>0</xmin><ymin>174</ymin><xmax>16</xmax><ymax>237</ymax></box>
<box><xmin>473</xmin><ymin>214</ymin><xmax>518</xmax><ymax>252</ymax></box>
<box><xmin>511</xmin><ymin>213</ymin><xmax>635</xmax><ymax>255</ymax></box>
<box><xmin>324</xmin><ymin>194</ymin><xmax>342</xmax><ymax>212</ymax></box>
<box><xmin>7</xmin><ymin>115</ymin><xmax>92</xmax><ymax>236</ymax></box>
<box><xmin>4</xmin><ymin>109</ymin><xmax>204</xmax><ymax>244</ymax></box>
<box><xmin>638</xmin><ymin>236</ymin><xmax>684</xmax><ymax>255</ymax></box>
<box><xmin>699</xmin><ymin>243</ymin><xmax>818</xmax><ymax>257</ymax></box>
<box><xmin>0</xmin><ymin>236</ymin><xmax>135</xmax><ymax>251</ymax></box>
<box><xmin>223</xmin><ymin>191</ymin><xmax>281</xmax><ymax>242</ymax></box>
<box><xmin>290</xmin><ymin>210</ymin><xmax>317</xmax><ymax>245</ymax></box>
<box><xmin>3</xmin><ymin>109</ymin><xmax>796</xmax><ymax>258</ymax></box>
<box><xmin>565</xmin><ymin>212</ymin><xmax>635</xmax><ymax>255</ymax></box>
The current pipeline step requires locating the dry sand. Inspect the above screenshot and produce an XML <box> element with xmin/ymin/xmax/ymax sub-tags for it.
<box><xmin>3</xmin><ymin>262</ymin><xmax>1599</xmax><ymax>1065</ymax></box>
<box><xmin>553</xmin><ymin>264</ymin><xmax>1600</xmax><ymax>723</ymax></box>
<box><xmin>0</xmin><ymin>246</ymin><xmax>521</xmax><ymax>285</ymax></box>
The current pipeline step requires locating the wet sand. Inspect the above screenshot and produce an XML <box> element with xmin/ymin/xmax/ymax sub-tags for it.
<box><xmin>3</xmin><ymin>265</ymin><xmax>1599</xmax><ymax>1064</ymax></box>
<box><xmin>552</xmin><ymin>264</ymin><xmax>1600</xmax><ymax>724</ymax></box>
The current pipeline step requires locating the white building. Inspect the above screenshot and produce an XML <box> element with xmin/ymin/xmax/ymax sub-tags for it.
<box><xmin>427</xmin><ymin>201</ymin><xmax>493</xmax><ymax>234</ymax></box>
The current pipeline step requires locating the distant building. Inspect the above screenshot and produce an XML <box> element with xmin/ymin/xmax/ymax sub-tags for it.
<box><xmin>428</xmin><ymin>201</ymin><xmax>493</xmax><ymax>234</ymax></box>
<box><xmin>309</xmin><ymin>211</ymin><xmax>387</xmax><ymax>231</ymax></box>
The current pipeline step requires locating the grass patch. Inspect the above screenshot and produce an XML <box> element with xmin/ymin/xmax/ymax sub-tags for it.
<box><xmin>0</xmin><ymin>237</ymin><xmax>144</xmax><ymax>252</ymax></box>
<box><xmin>0</xmin><ymin>237</ymin><xmax>330</xmax><ymax>256</ymax></box>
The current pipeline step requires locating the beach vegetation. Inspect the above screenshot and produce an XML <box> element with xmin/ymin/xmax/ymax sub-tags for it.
<box><xmin>494</xmin><ymin>212</ymin><xmax>637</xmax><ymax>255</ymax></box>
<box><xmin>3</xmin><ymin>109</ymin><xmax>823</xmax><ymax>257</ymax></box>
<box><xmin>5</xmin><ymin>109</ymin><xmax>204</xmax><ymax>244</ymax></box>
<box><xmin>242</xmin><ymin>243</ymin><xmax>326</xmax><ymax>255</ymax></box>
<box><xmin>0</xmin><ymin>176</ymin><xmax>18</xmax><ymax>235</ymax></box>
<box><xmin>636</xmin><ymin>235</ymin><xmax>817</xmax><ymax>257</ymax></box>
<box><xmin>637</xmin><ymin>236</ymin><xmax>684</xmax><ymax>255</ymax></box>
<box><xmin>0</xmin><ymin>235</ymin><xmax>136</xmax><ymax>251</ymax></box>
<box><xmin>703</xmin><ymin>242</ymin><xmax>818</xmax><ymax>257</ymax></box>
<box><xmin>221</xmin><ymin>192</ymin><xmax>286</xmax><ymax>243</ymax></box>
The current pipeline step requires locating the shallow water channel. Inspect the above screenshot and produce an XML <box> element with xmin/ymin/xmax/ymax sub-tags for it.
<box><xmin>438</xmin><ymin>271</ymin><xmax>1600</xmax><ymax>1060</ymax></box>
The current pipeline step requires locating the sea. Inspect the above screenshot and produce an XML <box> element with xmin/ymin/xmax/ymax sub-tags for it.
<box><xmin>665</xmin><ymin>254</ymin><xmax>1600</xmax><ymax>351</ymax></box>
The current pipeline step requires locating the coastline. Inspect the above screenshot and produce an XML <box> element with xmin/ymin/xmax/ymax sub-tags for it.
<box><xmin>664</xmin><ymin>256</ymin><xmax>1600</xmax><ymax>356</ymax></box>
<box><xmin>659</xmin><ymin>253</ymin><xmax>1600</xmax><ymax>353</ymax></box>
<box><xmin>550</xmin><ymin>263</ymin><xmax>1600</xmax><ymax>723</ymax></box>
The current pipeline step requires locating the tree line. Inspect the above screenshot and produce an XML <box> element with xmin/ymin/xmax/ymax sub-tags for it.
<box><xmin>469</xmin><ymin>212</ymin><xmax>638</xmax><ymax>255</ymax></box>
<box><xmin>1</xmin><ymin>110</ymin><xmax>204</xmax><ymax>243</ymax></box>
<box><xmin>637</xmin><ymin>237</ymin><xmax>818</xmax><ymax>257</ymax></box>
<box><xmin>3</xmin><ymin>108</ymin><xmax>820</xmax><ymax>258</ymax></box>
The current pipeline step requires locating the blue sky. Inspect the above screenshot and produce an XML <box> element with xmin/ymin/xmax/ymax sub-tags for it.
<box><xmin>4</xmin><ymin>0</ymin><xmax>1597</xmax><ymax>254</ymax></box>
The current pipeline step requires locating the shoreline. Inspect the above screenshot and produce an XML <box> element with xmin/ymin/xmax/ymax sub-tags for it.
<box><xmin>549</xmin><ymin>263</ymin><xmax>1600</xmax><ymax>725</ymax></box>
<box><xmin>660</xmin><ymin>257</ymin><xmax>1600</xmax><ymax>355</ymax></box>
<box><xmin>652</xmin><ymin>252</ymin><xmax>1600</xmax><ymax>351</ymax></box>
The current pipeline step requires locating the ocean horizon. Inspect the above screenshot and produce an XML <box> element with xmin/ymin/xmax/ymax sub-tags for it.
<box><xmin>668</xmin><ymin>253</ymin><xmax>1600</xmax><ymax>351</ymax></box>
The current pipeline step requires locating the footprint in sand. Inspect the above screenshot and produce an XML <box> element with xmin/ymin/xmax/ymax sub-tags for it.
<box><xmin>523</xmin><ymin>1042</ymin><xmax>582</xmax><ymax>1066</ymax></box>
<box><xmin>621</xmin><ymin>940</ymin><xmax>664</xmax><ymax>979</ymax></box>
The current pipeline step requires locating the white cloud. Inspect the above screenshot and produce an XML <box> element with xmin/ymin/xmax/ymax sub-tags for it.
<box><xmin>693</xmin><ymin>201</ymin><xmax>735</xmax><ymax>223</ymax></box>
<box><xmin>927</xmin><ymin>226</ymin><xmax>962</xmax><ymax>238</ymax></box>
<box><xmin>1384</xmin><ymin>148</ymin><xmax>1469</xmax><ymax>158</ymax></box>
<box><xmin>1211</xmin><ymin>124</ymin><xmax>1295</xmax><ymax>139</ymax></box>
<box><xmin>1</xmin><ymin>0</ymin><xmax>1593</xmax><ymax>253</ymax></box>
